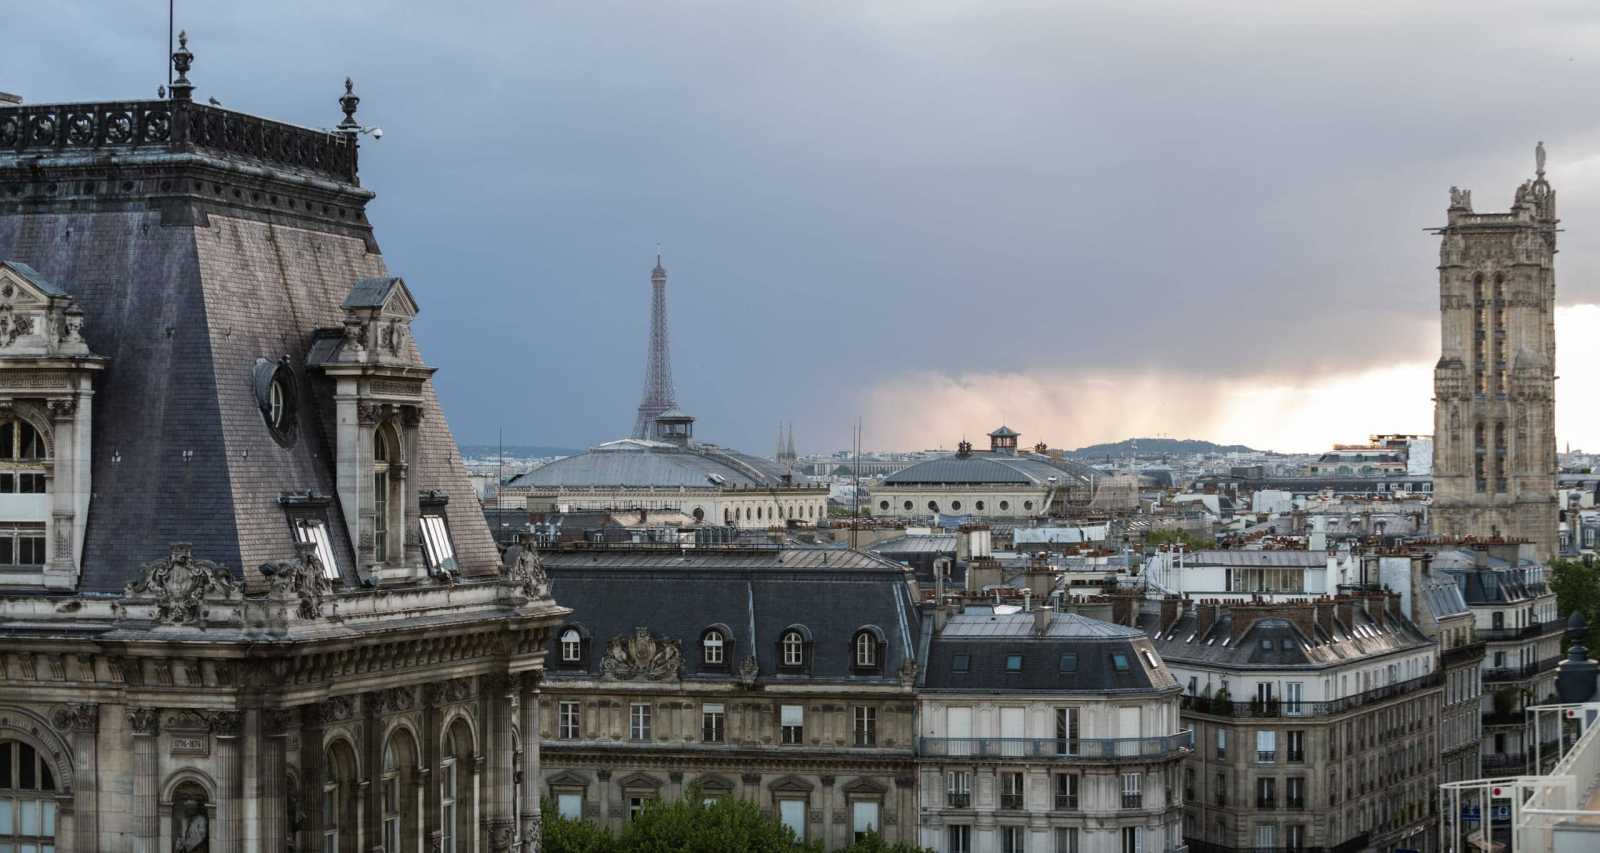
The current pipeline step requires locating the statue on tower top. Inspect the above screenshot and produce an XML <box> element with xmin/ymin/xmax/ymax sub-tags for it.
<box><xmin>1536</xmin><ymin>140</ymin><xmax>1546</xmax><ymax>178</ymax></box>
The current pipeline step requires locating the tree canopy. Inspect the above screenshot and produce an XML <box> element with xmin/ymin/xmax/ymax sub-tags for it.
<box><xmin>1550</xmin><ymin>557</ymin><xmax>1600</xmax><ymax>653</ymax></box>
<box><xmin>540</xmin><ymin>795</ymin><xmax>931</xmax><ymax>853</ymax></box>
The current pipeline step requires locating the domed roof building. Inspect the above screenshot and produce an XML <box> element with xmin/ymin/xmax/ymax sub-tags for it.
<box><xmin>506</xmin><ymin>260</ymin><xmax>827</xmax><ymax>528</ymax></box>
<box><xmin>873</xmin><ymin>427</ymin><xmax>1099</xmax><ymax>520</ymax></box>
<box><xmin>509</xmin><ymin>409</ymin><xmax>828</xmax><ymax>528</ymax></box>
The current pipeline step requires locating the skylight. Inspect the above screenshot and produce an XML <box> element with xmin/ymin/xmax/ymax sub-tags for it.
<box><xmin>421</xmin><ymin>514</ymin><xmax>457</xmax><ymax>572</ymax></box>
<box><xmin>293</xmin><ymin>518</ymin><xmax>340</xmax><ymax>580</ymax></box>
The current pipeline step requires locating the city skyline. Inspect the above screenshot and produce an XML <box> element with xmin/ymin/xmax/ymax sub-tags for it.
<box><xmin>12</xmin><ymin>2</ymin><xmax>1600</xmax><ymax>455</ymax></box>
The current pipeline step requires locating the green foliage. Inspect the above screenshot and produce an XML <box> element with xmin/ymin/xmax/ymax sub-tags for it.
<box><xmin>1144</xmin><ymin>527</ymin><xmax>1212</xmax><ymax>551</ymax></box>
<box><xmin>542</xmin><ymin>791</ymin><xmax>848</xmax><ymax>853</ymax></box>
<box><xmin>541</xmin><ymin>799</ymin><xmax>616</xmax><ymax>853</ymax></box>
<box><xmin>838</xmin><ymin>832</ymin><xmax>933</xmax><ymax>853</ymax></box>
<box><xmin>1549</xmin><ymin>557</ymin><xmax>1600</xmax><ymax>653</ymax></box>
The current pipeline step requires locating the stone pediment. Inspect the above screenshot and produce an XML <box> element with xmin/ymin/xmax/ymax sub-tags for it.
<box><xmin>0</xmin><ymin>261</ymin><xmax>99</xmax><ymax>359</ymax></box>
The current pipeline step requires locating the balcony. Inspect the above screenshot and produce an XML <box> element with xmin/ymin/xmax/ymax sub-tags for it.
<box><xmin>1483</xmin><ymin>657</ymin><xmax>1561</xmax><ymax>683</ymax></box>
<box><xmin>1479</xmin><ymin>621</ymin><xmax>1564</xmax><ymax>642</ymax></box>
<box><xmin>1122</xmin><ymin>792</ymin><xmax>1143</xmax><ymax>809</ymax></box>
<box><xmin>946</xmin><ymin>793</ymin><xmax>970</xmax><ymax>809</ymax></box>
<box><xmin>1187</xmin><ymin>833</ymin><xmax>1369</xmax><ymax>853</ymax></box>
<box><xmin>917</xmin><ymin>730</ymin><xmax>1193</xmax><ymax>761</ymax></box>
<box><xmin>1180</xmin><ymin>672</ymin><xmax>1441</xmax><ymax>719</ymax></box>
<box><xmin>999</xmin><ymin>793</ymin><xmax>1024</xmax><ymax>810</ymax></box>
<box><xmin>1441</xmin><ymin>641</ymin><xmax>1487</xmax><ymax>666</ymax></box>
<box><xmin>1482</xmin><ymin>752</ymin><xmax>1526</xmax><ymax>771</ymax></box>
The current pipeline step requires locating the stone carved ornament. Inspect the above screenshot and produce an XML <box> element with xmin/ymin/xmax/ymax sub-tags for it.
<box><xmin>260</xmin><ymin>541</ymin><xmax>333</xmax><ymax>619</ymax></box>
<box><xmin>601</xmin><ymin>627</ymin><xmax>683</xmax><ymax>681</ymax></box>
<box><xmin>124</xmin><ymin>543</ymin><xmax>239</xmax><ymax>626</ymax></box>
<box><xmin>504</xmin><ymin>536</ymin><xmax>551</xmax><ymax>601</ymax></box>
<box><xmin>50</xmin><ymin>703</ymin><xmax>98</xmax><ymax>733</ymax></box>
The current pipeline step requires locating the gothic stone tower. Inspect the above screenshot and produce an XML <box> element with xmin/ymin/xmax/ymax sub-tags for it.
<box><xmin>1431</xmin><ymin>145</ymin><xmax>1559</xmax><ymax>558</ymax></box>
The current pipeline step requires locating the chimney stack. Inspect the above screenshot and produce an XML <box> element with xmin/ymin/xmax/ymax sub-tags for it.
<box><xmin>1033</xmin><ymin>603</ymin><xmax>1052</xmax><ymax>636</ymax></box>
<box><xmin>1159</xmin><ymin>597</ymin><xmax>1180</xmax><ymax>633</ymax></box>
<box><xmin>1196</xmin><ymin>600</ymin><xmax>1218</xmax><ymax>640</ymax></box>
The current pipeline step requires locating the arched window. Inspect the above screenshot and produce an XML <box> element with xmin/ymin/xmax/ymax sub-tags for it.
<box><xmin>782</xmin><ymin>630</ymin><xmax>805</xmax><ymax>668</ymax></box>
<box><xmin>324</xmin><ymin>739</ymin><xmax>359</xmax><ymax>853</ymax></box>
<box><xmin>440</xmin><ymin>729</ymin><xmax>459</xmax><ymax>853</ymax></box>
<box><xmin>382</xmin><ymin>740</ymin><xmax>401</xmax><ymax>853</ymax></box>
<box><xmin>854</xmin><ymin>631</ymin><xmax>878</xmax><ymax>668</ymax></box>
<box><xmin>373</xmin><ymin>423</ymin><xmax>401</xmax><ymax>563</ymax></box>
<box><xmin>560</xmin><ymin>628</ymin><xmax>582</xmax><ymax>663</ymax></box>
<box><xmin>704</xmin><ymin>630</ymin><xmax>725</xmax><ymax>664</ymax></box>
<box><xmin>0</xmin><ymin>740</ymin><xmax>58</xmax><ymax>851</ymax></box>
<box><xmin>0</xmin><ymin>416</ymin><xmax>48</xmax><ymax>569</ymax></box>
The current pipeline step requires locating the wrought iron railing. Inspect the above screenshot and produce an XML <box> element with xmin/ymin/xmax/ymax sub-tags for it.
<box><xmin>1483</xmin><ymin>657</ymin><xmax>1561</xmax><ymax>683</ymax></box>
<box><xmin>0</xmin><ymin>100</ymin><xmax>358</xmax><ymax>183</ymax></box>
<box><xmin>1478</xmin><ymin>621</ymin><xmax>1564</xmax><ymax>642</ymax></box>
<box><xmin>917</xmin><ymin>730</ymin><xmax>1193</xmax><ymax>760</ymax></box>
<box><xmin>1180</xmin><ymin>672</ymin><xmax>1441</xmax><ymax>718</ymax></box>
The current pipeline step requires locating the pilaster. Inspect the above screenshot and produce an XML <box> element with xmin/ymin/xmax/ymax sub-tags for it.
<box><xmin>130</xmin><ymin>707</ymin><xmax>161</xmax><ymax>853</ymax></box>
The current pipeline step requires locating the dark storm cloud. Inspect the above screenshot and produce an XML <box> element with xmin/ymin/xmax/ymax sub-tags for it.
<box><xmin>11</xmin><ymin>1</ymin><xmax>1600</xmax><ymax>452</ymax></box>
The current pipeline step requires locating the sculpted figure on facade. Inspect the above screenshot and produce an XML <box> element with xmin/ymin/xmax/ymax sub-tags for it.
<box><xmin>175</xmin><ymin>796</ymin><xmax>209</xmax><ymax>853</ymax></box>
<box><xmin>261</xmin><ymin>541</ymin><xmax>334</xmax><ymax>619</ymax></box>
<box><xmin>124</xmin><ymin>543</ymin><xmax>239</xmax><ymax>626</ymax></box>
<box><xmin>601</xmin><ymin>626</ymin><xmax>682</xmax><ymax>681</ymax></box>
<box><xmin>505</xmin><ymin>533</ymin><xmax>551</xmax><ymax>601</ymax></box>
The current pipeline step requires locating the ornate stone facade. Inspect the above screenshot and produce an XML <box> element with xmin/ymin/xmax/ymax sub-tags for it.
<box><xmin>0</xmin><ymin>37</ymin><xmax>568</xmax><ymax>853</ymax></box>
<box><xmin>1431</xmin><ymin>146</ymin><xmax>1560</xmax><ymax>558</ymax></box>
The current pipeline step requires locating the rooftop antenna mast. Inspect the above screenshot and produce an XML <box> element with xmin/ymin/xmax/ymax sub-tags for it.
<box><xmin>167</xmin><ymin>1</ymin><xmax>174</xmax><ymax>89</ymax></box>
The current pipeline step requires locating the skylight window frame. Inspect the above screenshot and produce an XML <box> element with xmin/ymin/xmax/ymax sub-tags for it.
<box><xmin>293</xmin><ymin>517</ymin><xmax>342</xmax><ymax>581</ymax></box>
<box><xmin>420</xmin><ymin>513</ymin><xmax>457</xmax><ymax>574</ymax></box>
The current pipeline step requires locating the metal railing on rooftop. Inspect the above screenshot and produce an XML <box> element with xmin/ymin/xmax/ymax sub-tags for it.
<box><xmin>0</xmin><ymin>100</ymin><xmax>358</xmax><ymax>183</ymax></box>
<box><xmin>917</xmin><ymin>730</ymin><xmax>1193</xmax><ymax>761</ymax></box>
<box><xmin>1180</xmin><ymin>672</ymin><xmax>1441</xmax><ymax>719</ymax></box>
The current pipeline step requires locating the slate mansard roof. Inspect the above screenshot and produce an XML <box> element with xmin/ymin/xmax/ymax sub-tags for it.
<box><xmin>922</xmin><ymin>608</ymin><xmax>1178</xmax><ymax>694</ymax></box>
<box><xmin>0</xmin><ymin>96</ymin><xmax>498</xmax><ymax>591</ymax></box>
<box><xmin>540</xmin><ymin>546</ymin><xmax>920</xmax><ymax>681</ymax></box>
<box><xmin>1140</xmin><ymin>598</ymin><xmax>1433</xmax><ymax>670</ymax></box>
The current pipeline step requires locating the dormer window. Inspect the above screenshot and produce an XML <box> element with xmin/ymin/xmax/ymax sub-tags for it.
<box><xmin>560</xmin><ymin>628</ymin><xmax>583</xmax><ymax>663</ymax></box>
<box><xmin>703</xmin><ymin>630</ymin><xmax>725</xmax><ymax>665</ymax></box>
<box><xmin>851</xmin><ymin>628</ymin><xmax>886</xmax><ymax>674</ymax></box>
<box><xmin>293</xmin><ymin>518</ymin><xmax>341</xmax><ymax>581</ymax></box>
<box><xmin>420</xmin><ymin>513</ymin><xmax>456</xmax><ymax>574</ymax></box>
<box><xmin>783</xmin><ymin>632</ymin><xmax>803</xmax><ymax>666</ymax></box>
<box><xmin>372</xmin><ymin>423</ymin><xmax>399</xmax><ymax>563</ymax></box>
<box><xmin>855</xmin><ymin>633</ymin><xmax>875</xmax><ymax>667</ymax></box>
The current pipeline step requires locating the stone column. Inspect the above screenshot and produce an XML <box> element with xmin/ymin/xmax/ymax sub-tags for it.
<box><xmin>213</xmin><ymin>711</ymin><xmax>244</xmax><ymax>851</ymax></box>
<box><xmin>595</xmin><ymin>770</ymin><xmax>611</xmax><ymax>826</ymax></box>
<box><xmin>423</xmin><ymin>685</ymin><xmax>442</xmax><ymax>853</ymax></box>
<box><xmin>400</xmin><ymin>406</ymin><xmax>425</xmax><ymax>574</ymax></box>
<box><xmin>518</xmin><ymin>672</ymin><xmax>543</xmax><ymax>852</ymax></box>
<box><xmin>895</xmin><ymin>776</ymin><xmax>916</xmax><ymax>845</ymax></box>
<box><xmin>819</xmin><ymin>775</ymin><xmax>836</xmax><ymax>851</ymax></box>
<box><xmin>51</xmin><ymin>703</ymin><xmax>99</xmax><ymax>853</ymax></box>
<box><xmin>300</xmin><ymin>704</ymin><xmax>328</xmax><ymax>853</ymax></box>
<box><xmin>364</xmin><ymin>692</ymin><xmax>384</xmax><ymax>851</ymax></box>
<box><xmin>130</xmin><ymin>708</ymin><xmax>161</xmax><ymax>853</ymax></box>
<box><xmin>483</xmin><ymin>673</ymin><xmax>517</xmax><ymax>850</ymax></box>
<box><xmin>260</xmin><ymin>710</ymin><xmax>292</xmax><ymax>853</ymax></box>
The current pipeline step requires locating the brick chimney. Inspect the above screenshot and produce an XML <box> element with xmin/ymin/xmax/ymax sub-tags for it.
<box><xmin>1160</xmin><ymin>597</ymin><xmax>1180</xmax><ymax>633</ymax></box>
<box><xmin>1196</xmin><ymin>600</ymin><xmax>1218</xmax><ymax>640</ymax></box>
<box><xmin>1315</xmin><ymin>600</ymin><xmax>1335</xmax><ymax>639</ymax></box>
<box><xmin>1283</xmin><ymin>601</ymin><xmax>1318</xmax><ymax>644</ymax></box>
<box><xmin>1111</xmin><ymin>594</ymin><xmax>1134</xmax><ymax>628</ymax></box>
<box><xmin>1335</xmin><ymin>597</ymin><xmax>1356</xmax><ymax>633</ymax></box>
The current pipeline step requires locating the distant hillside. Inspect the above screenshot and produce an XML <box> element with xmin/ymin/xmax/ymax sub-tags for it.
<box><xmin>458</xmin><ymin>444</ymin><xmax>582</xmax><ymax>460</ymax></box>
<box><xmin>1066</xmin><ymin>438</ymin><xmax>1256</xmax><ymax>458</ymax></box>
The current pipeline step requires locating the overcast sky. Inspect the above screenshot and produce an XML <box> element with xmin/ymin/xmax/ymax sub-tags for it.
<box><xmin>13</xmin><ymin>1</ymin><xmax>1600</xmax><ymax>454</ymax></box>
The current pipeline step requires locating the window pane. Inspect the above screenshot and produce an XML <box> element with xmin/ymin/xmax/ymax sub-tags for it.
<box><xmin>779</xmin><ymin>799</ymin><xmax>806</xmax><ymax>838</ymax></box>
<box><xmin>558</xmin><ymin>793</ymin><xmax>582</xmax><ymax>820</ymax></box>
<box><xmin>0</xmin><ymin>800</ymin><xmax>13</xmax><ymax>834</ymax></box>
<box><xmin>852</xmin><ymin>801</ymin><xmax>879</xmax><ymax>834</ymax></box>
<box><xmin>19</xmin><ymin>801</ymin><xmax>38</xmax><ymax>835</ymax></box>
<box><xmin>19</xmin><ymin>745</ymin><xmax>35</xmax><ymax>788</ymax></box>
<box><xmin>781</xmin><ymin>705</ymin><xmax>803</xmax><ymax>726</ymax></box>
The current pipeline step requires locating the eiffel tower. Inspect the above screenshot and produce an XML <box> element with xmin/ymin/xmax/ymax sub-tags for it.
<box><xmin>632</xmin><ymin>255</ymin><xmax>678</xmax><ymax>438</ymax></box>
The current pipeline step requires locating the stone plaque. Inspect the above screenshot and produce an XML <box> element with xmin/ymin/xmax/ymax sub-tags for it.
<box><xmin>171</xmin><ymin>734</ymin><xmax>209</xmax><ymax>756</ymax></box>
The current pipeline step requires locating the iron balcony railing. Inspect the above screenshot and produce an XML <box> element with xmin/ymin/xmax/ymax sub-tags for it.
<box><xmin>917</xmin><ymin>730</ymin><xmax>1194</xmax><ymax>761</ymax></box>
<box><xmin>1180</xmin><ymin>672</ymin><xmax>1441</xmax><ymax>719</ymax></box>
<box><xmin>1186</xmin><ymin>834</ymin><xmax>1368</xmax><ymax>853</ymax></box>
<box><xmin>1482</xmin><ymin>656</ymin><xmax>1561</xmax><ymax>683</ymax></box>
<box><xmin>1478</xmin><ymin>620</ymin><xmax>1565</xmax><ymax>642</ymax></box>
<box><xmin>1441</xmin><ymin>641</ymin><xmax>1487</xmax><ymax>666</ymax></box>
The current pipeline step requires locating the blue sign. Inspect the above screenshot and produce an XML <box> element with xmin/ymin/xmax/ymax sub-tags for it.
<box><xmin>1461</xmin><ymin>806</ymin><xmax>1481</xmax><ymax>821</ymax></box>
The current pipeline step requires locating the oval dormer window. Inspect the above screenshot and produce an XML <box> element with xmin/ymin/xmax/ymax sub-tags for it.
<box><xmin>252</xmin><ymin>357</ymin><xmax>298</xmax><ymax>447</ymax></box>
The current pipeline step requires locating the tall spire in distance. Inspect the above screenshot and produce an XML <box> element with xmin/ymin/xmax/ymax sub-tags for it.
<box><xmin>632</xmin><ymin>254</ymin><xmax>678</xmax><ymax>439</ymax></box>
